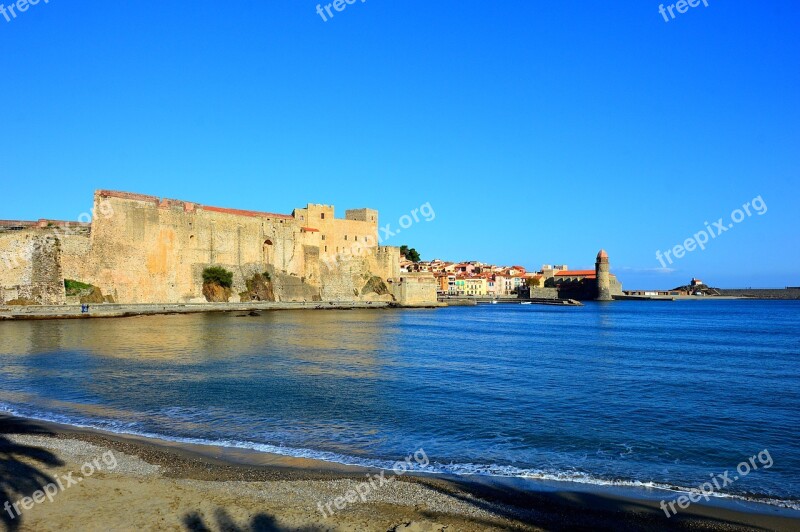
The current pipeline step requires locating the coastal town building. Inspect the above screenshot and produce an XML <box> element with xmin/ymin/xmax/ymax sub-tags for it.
<box><xmin>427</xmin><ymin>251</ymin><xmax>624</xmax><ymax>301</ymax></box>
<box><xmin>455</xmin><ymin>276</ymin><xmax>487</xmax><ymax>296</ymax></box>
<box><xmin>540</xmin><ymin>264</ymin><xmax>569</xmax><ymax>279</ymax></box>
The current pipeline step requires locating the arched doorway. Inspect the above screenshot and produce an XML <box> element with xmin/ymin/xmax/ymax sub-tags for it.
<box><xmin>263</xmin><ymin>239</ymin><xmax>274</xmax><ymax>266</ymax></box>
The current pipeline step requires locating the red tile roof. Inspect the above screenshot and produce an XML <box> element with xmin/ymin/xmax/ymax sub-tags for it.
<box><xmin>97</xmin><ymin>190</ymin><xmax>295</xmax><ymax>219</ymax></box>
<box><xmin>202</xmin><ymin>205</ymin><xmax>294</xmax><ymax>219</ymax></box>
<box><xmin>0</xmin><ymin>220</ymin><xmax>37</xmax><ymax>227</ymax></box>
<box><xmin>554</xmin><ymin>270</ymin><xmax>616</xmax><ymax>279</ymax></box>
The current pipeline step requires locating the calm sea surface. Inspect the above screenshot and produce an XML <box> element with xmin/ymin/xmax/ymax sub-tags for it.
<box><xmin>1</xmin><ymin>301</ymin><xmax>798</xmax><ymax>508</ymax></box>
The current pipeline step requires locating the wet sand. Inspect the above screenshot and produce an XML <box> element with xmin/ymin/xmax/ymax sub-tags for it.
<box><xmin>1</xmin><ymin>415</ymin><xmax>798</xmax><ymax>531</ymax></box>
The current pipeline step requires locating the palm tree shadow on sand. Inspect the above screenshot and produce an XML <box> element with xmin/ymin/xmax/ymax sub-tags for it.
<box><xmin>183</xmin><ymin>508</ymin><xmax>323</xmax><ymax>532</ymax></box>
<box><xmin>0</xmin><ymin>416</ymin><xmax>64</xmax><ymax>532</ymax></box>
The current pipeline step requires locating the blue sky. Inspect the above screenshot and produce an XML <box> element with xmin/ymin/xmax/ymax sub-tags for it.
<box><xmin>1</xmin><ymin>1</ymin><xmax>798</xmax><ymax>289</ymax></box>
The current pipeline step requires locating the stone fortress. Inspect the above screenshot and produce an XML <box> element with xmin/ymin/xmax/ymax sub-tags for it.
<box><xmin>0</xmin><ymin>190</ymin><xmax>438</xmax><ymax>307</ymax></box>
<box><xmin>550</xmin><ymin>249</ymin><xmax>623</xmax><ymax>301</ymax></box>
<box><xmin>521</xmin><ymin>250</ymin><xmax>623</xmax><ymax>301</ymax></box>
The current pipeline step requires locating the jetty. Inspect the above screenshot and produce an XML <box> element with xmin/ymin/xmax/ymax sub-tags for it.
<box><xmin>439</xmin><ymin>296</ymin><xmax>582</xmax><ymax>307</ymax></box>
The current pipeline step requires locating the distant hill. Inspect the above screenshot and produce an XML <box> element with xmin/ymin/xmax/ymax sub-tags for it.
<box><xmin>671</xmin><ymin>283</ymin><xmax>721</xmax><ymax>296</ymax></box>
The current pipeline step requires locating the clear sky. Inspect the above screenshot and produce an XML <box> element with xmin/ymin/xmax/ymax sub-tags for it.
<box><xmin>1</xmin><ymin>1</ymin><xmax>798</xmax><ymax>289</ymax></box>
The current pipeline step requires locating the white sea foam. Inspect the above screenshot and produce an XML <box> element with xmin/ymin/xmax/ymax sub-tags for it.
<box><xmin>2</xmin><ymin>403</ymin><xmax>798</xmax><ymax>512</ymax></box>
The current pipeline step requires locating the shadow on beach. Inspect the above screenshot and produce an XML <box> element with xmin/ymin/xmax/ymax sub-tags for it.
<box><xmin>0</xmin><ymin>415</ymin><xmax>64</xmax><ymax>532</ymax></box>
<box><xmin>409</xmin><ymin>476</ymin><xmax>778</xmax><ymax>531</ymax></box>
<box><xmin>183</xmin><ymin>508</ymin><xmax>323</xmax><ymax>532</ymax></box>
<box><xmin>179</xmin><ymin>476</ymin><xmax>778</xmax><ymax>532</ymax></box>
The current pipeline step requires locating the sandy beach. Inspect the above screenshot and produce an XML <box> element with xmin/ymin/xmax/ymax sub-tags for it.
<box><xmin>1</xmin><ymin>415</ymin><xmax>798</xmax><ymax>532</ymax></box>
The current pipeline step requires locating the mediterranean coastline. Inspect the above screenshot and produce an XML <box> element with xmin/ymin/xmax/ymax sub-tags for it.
<box><xmin>2</xmin><ymin>303</ymin><xmax>800</xmax><ymax>531</ymax></box>
<box><xmin>3</xmin><ymin>414</ymin><xmax>799</xmax><ymax>531</ymax></box>
<box><xmin>3</xmin><ymin>3</ymin><xmax>800</xmax><ymax>530</ymax></box>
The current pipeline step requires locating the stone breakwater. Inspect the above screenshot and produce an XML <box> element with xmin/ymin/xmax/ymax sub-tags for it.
<box><xmin>716</xmin><ymin>288</ymin><xmax>800</xmax><ymax>300</ymax></box>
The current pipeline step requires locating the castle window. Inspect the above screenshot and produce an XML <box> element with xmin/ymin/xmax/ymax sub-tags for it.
<box><xmin>344</xmin><ymin>235</ymin><xmax>348</xmax><ymax>241</ymax></box>
<box><xmin>355</xmin><ymin>236</ymin><xmax>358</xmax><ymax>241</ymax></box>
<box><xmin>321</xmin><ymin>235</ymin><xmax>325</xmax><ymax>241</ymax></box>
<box><xmin>324</xmin><ymin>246</ymin><xmax>327</xmax><ymax>252</ymax></box>
<box><xmin>321</xmin><ymin>213</ymin><xmax>325</xmax><ymax>220</ymax></box>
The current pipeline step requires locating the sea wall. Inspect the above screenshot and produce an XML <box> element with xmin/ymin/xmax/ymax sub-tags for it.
<box><xmin>717</xmin><ymin>288</ymin><xmax>800</xmax><ymax>300</ymax></box>
<box><xmin>529</xmin><ymin>287</ymin><xmax>559</xmax><ymax>300</ymax></box>
<box><xmin>390</xmin><ymin>274</ymin><xmax>439</xmax><ymax>306</ymax></box>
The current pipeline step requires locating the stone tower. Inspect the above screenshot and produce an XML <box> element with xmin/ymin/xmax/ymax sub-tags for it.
<box><xmin>595</xmin><ymin>249</ymin><xmax>612</xmax><ymax>301</ymax></box>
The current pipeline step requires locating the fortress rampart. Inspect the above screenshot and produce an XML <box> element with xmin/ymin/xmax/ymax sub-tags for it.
<box><xmin>0</xmin><ymin>190</ymin><xmax>435</xmax><ymax>306</ymax></box>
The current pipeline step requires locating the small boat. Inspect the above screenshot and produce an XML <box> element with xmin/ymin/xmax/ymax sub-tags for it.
<box><xmin>520</xmin><ymin>301</ymin><xmax>532</xmax><ymax>305</ymax></box>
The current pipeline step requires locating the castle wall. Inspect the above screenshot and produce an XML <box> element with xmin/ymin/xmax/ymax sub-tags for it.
<box><xmin>609</xmin><ymin>277</ymin><xmax>624</xmax><ymax>297</ymax></box>
<box><xmin>376</xmin><ymin>246</ymin><xmax>401</xmax><ymax>280</ymax></box>
<box><xmin>71</xmin><ymin>191</ymin><xmax>408</xmax><ymax>304</ymax></box>
<box><xmin>60</xmin><ymin>233</ymin><xmax>92</xmax><ymax>283</ymax></box>
<box><xmin>0</xmin><ymin>230</ymin><xmax>66</xmax><ymax>305</ymax></box>
<box><xmin>293</xmin><ymin>204</ymin><xmax>380</xmax><ymax>265</ymax></box>
<box><xmin>390</xmin><ymin>274</ymin><xmax>438</xmax><ymax>306</ymax></box>
<box><xmin>530</xmin><ymin>287</ymin><xmax>559</xmax><ymax>300</ymax></box>
<box><xmin>82</xmin><ymin>192</ymin><xmax>309</xmax><ymax>303</ymax></box>
<box><xmin>0</xmin><ymin>191</ymin><xmax>427</xmax><ymax>306</ymax></box>
<box><xmin>0</xmin><ymin>231</ymin><xmax>36</xmax><ymax>303</ymax></box>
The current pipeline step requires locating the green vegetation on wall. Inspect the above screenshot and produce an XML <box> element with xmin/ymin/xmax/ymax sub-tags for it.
<box><xmin>400</xmin><ymin>245</ymin><xmax>421</xmax><ymax>263</ymax></box>
<box><xmin>202</xmin><ymin>267</ymin><xmax>233</xmax><ymax>288</ymax></box>
<box><xmin>64</xmin><ymin>279</ymin><xmax>94</xmax><ymax>296</ymax></box>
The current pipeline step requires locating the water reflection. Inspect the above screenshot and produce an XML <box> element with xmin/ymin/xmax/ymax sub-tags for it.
<box><xmin>0</xmin><ymin>311</ymin><xmax>400</xmax><ymax>378</ymax></box>
<box><xmin>1</xmin><ymin>303</ymin><xmax>799</xmax><ymax>504</ymax></box>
